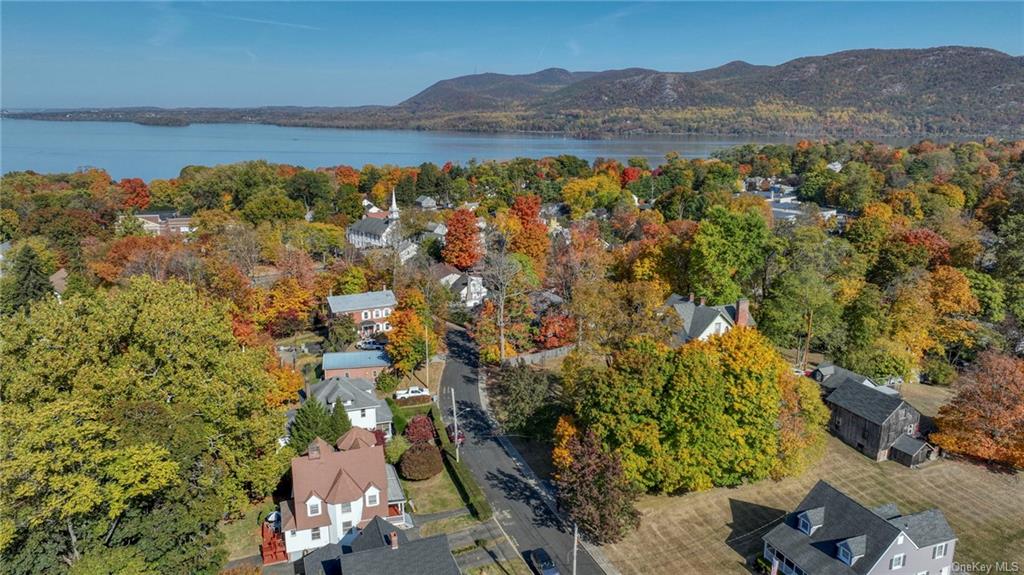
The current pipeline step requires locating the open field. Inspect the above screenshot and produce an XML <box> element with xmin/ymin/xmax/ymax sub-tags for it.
<box><xmin>602</xmin><ymin>435</ymin><xmax>1024</xmax><ymax>573</ymax></box>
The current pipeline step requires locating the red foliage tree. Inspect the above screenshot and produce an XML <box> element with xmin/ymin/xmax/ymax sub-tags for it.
<box><xmin>88</xmin><ymin>235</ymin><xmax>176</xmax><ymax>283</ymax></box>
<box><xmin>403</xmin><ymin>415</ymin><xmax>437</xmax><ymax>444</ymax></box>
<box><xmin>398</xmin><ymin>443</ymin><xmax>443</xmax><ymax>480</ymax></box>
<box><xmin>442</xmin><ymin>208</ymin><xmax>482</xmax><ymax>270</ymax></box>
<box><xmin>535</xmin><ymin>313</ymin><xmax>577</xmax><ymax>350</ymax></box>
<box><xmin>118</xmin><ymin>178</ymin><xmax>151</xmax><ymax>210</ymax></box>
<box><xmin>901</xmin><ymin>228</ymin><xmax>951</xmax><ymax>268</ymax></box>
<box><xmin>620</xmin><ymin>166</ymin><xmax>643</xmax><ymax>187</ymax></box>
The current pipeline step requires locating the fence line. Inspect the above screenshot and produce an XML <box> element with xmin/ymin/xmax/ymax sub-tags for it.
<box><xmin>501</xmin><ymin>344</ymin><xmax>576</xmax><ymax>366</ymax></box>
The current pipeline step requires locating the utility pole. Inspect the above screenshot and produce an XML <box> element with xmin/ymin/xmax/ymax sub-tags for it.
<box><xmin>424</xmin><ymin>323</ymin><xmax>430</xmax><ymax>391</ymax></box>
<box><xmin>572</xmin><ymin>522</ymin><xmax>578</xmax><ymax>575</ymax></box>
<box><xmin>451</xmin><ymin>387</ymin><xmax>460</xmax><ymax>463</ymax></box>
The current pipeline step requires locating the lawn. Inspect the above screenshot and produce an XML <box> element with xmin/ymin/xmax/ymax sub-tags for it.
<box><xmin>218</xmin><ymin>498</ymin><xmax>276</xmax><ymax>562</ymax></box>
<box><xmin>402</xmin><ymin>359</ymin><xmax>446</xmax><ymax>394</ymax></box>
<box><xmin>602</xmin><ymin>435</ymin><xmax>1024</xmax><ymax>573</ymax></box>
<box><xmin>418</xmin><ymin>513</ymin><xmax>482</xmax><ymax>537</ymax></box>
<box><xmin>402</xmin><ymin>466</ymin><xmax>466</xmax><ymax>515</ymax></box>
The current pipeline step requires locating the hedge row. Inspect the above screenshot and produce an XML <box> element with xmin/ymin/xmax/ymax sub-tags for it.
<box><xmin>428</xmin><ymin>405</ymin><xmax>493</xmax><ymax>521</ymax></box>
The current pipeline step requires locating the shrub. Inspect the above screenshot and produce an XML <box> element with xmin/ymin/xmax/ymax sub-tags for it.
<box><xmin>923</xmin><ymin>355</ymin><xmax>956</xmax><ymax>386</ymax></box>
<box><xmin>395</xmin><ymin>395</ymin><xmax>432</xmax><ymax>408</ymax></box>
<box><xmin>398</xmin><ymin>443</ymin><xmax>443</xmax><ymax>480</ymax></box>
<box><xmin>385</xmin><ymin>435</ymin><xmax>411</xmax><ymax>465</ymax></box>
<box><xmin>376</xmin><ymin>370</ymin><xmax>400</xmax><ymax>394</ymax></box>
<box><xmin>404</xmin><ymin>414</ymin><xmax>436</xmax><ymax>444</ymax></box>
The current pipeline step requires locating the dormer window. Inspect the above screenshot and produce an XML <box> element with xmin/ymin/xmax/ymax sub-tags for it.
<box><xmin>366</xmin><ymin>492</ymin><xmax>379</xmax><ymax>506</ymax></box>
<box><xmin>308</xmin><ymin>501</ymin><xmax>320</xmax><ymax>516</ymax></box>
<box><xmin>839</xmin><ymin>546</ymin><xmax>852</xmax><ymax>565</ymax></box>
<box><xmin>798</xmin><ymin>517</ymin><xmax>811</xmax><ymax>534</ymax></box>
<box><xmin>797</xmin><ymin>508</ymin><xmax>823</xmax><ymax>535</ymax></box>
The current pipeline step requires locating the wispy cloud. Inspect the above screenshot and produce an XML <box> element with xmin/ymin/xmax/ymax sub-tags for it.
<box><xmin>204</xmin><ymin>12</ymin><xmax>324</xmax><ymax>31</ymax></box>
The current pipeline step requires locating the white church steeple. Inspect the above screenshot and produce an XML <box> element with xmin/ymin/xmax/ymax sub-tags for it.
<box><xmin>389</xmin><ymin>188</ymin><xmax>400</xmax><ymax>222</ymax></box>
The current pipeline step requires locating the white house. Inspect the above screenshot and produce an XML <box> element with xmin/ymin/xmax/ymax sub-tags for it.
<box><xmin>279</xmin><ymin>430</ymin><xmax>410</xmax><ymax>562</ymax></box>
<box><xmin>441</xmin><ymin>273</ymin><xmax>488</xmax><ymax>308</ymax></box>
<box><xmin>665</xmin><ymin>293</ymin><xmax>755</xmax><ymax>344</ymax></box>
<box><xmin>283</xmin><ymin>377</ymin><xmax>394</xmax><ymax>446</ymax></box>
<box><xmin>348</xmin><ymin>192</ymin><xmax>401</xmax><ymax>249</ymax></box>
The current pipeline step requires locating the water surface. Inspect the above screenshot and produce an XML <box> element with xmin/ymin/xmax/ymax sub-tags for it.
<box><xmin>0</xmin><ymin>118</ymin><xmax>801</xmax><ymax>180</ymax></box>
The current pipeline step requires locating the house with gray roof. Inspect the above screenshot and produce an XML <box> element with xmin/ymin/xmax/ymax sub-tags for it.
<box><xmin>763</xmin><ymin>480</ymin><xmax>956</xmax><ymax>575</ymax></box>
<box><xmin>665</xmin><ymin>293</ymin><xmax>755</xmax><ymax>345</ymax></box>
<box><xmin>304</xmin><ymin>516</ymin><xmax>458</xmax><ymax>575</ymax></box>
<box><xmin>813</xmin><ymin>366</ymin><xmax>930</xmax><ymax>465</ymax></box>
<box><xmin>327</xmin><ymin>289</ymin><xmax>397</xmax><ymax>337</ymax></box>
<box><xmin>414</xmin><ymin>195</ymin><xmax>438</xmax><ymax>210</ymax></box>
<box><xmin>348</xmin><ymin>191</ymin><xmax>401</xmax><ymax>249</ymax></box>
<box><xmin>284</xmin><ymin>377</ymin><xmax>393</xmax><ymax>444</ymax></box>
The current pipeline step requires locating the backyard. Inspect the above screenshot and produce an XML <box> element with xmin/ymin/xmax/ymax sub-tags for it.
<box><xmin>603</xmin><ymin>434</ymin><xmax>1024</xmax><ymax>573</ymax></box>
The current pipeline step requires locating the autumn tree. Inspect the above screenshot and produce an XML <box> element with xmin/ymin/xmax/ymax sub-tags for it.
<box><xmin>118</xmin><ymin>178</ymin><xmax>151</xmax><ymax>210</ymax></box>
<box><xmin>386</xmin><ymin>289</ymin><xmax>441</xmax><ymax>373</ymax></box>
<box><xmin>441</xmin><ymin>208</ymin><xmax>482</xmax><ymax>270</ymax></box>
<box><xmin>555</xmin><ymin>429</ymin><xmax>640</xmax><ymax>544</ymax></box>
<box><xmin>0</xmin><ymin>277</ymin><xmax>286</xmax><ymax>574</ymax></box>
<box><xmin>255</xmin><ymin>278</ymin><xmax>314</xmax><ymax>337</ymax></box>
<box><xmin>507</xmin><ymin>195</ymin><xmax>550</xmax><ymax>281</ymax></box>
<box><xmin>688</xmin><ymin>206</ymin><xmax>772</xmax><ymax>303</ymax></box>
<box><xmin>480</xmin><ymin>237</ymin><xmax>533</xmax><ymax>362</ymax></box>
<box><xmin>932</xmin><ymin>352</ymin><xmax>1024</xmax><ymax>468</ymax></box>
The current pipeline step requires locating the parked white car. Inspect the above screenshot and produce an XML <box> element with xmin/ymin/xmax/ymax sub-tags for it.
<box><xmin>394</xmin><ymin>386</ymin><xmax>430</xmax><ymax>400</ymax></box>
<box><xmin>356</xmin><ymin>339</ymin><xmax>385</xmax><ymax>351</ymax></box>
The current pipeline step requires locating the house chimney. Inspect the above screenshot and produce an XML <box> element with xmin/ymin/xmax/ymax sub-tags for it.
<box><xmin>688</xmin><ymin>293</ymin><xmax>694</xmax><ymax>302</ymax></box>
<box><xmin>390</xmin><ymin>531</ymin><xmax>399</xmax><ymax>550</ymax></box>
<box><xmin>736</xmin><ymin>299</ymin><xmax>751</xmax><ymax>327</ymax></box>
<box><xmin>308</xmin><ymin>440</ymin><xmax>321</xmax><ymax>460</ymax></box>
<box><xmin>699</xmin><ymin>296</ymin><xmax>706</xmax><ymax>306</ymax></box>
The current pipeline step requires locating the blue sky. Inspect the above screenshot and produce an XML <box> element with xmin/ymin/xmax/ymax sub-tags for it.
<box><xmin>2</xmin><ymin>2</ymin><xmax>1022</xmax><ymax>108</ymax></box>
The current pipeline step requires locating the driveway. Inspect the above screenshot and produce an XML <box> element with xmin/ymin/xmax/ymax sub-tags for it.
<box><xmin>440</xmin><ymin>326</ymin><xmax>606</xmax><ymax>575</ymax></box>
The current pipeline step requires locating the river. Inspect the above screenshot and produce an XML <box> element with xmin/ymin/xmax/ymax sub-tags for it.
<box><xmin>0</xmin><ymin>119</ymin><xmax>803</xmax><ymax>181</ymax></box>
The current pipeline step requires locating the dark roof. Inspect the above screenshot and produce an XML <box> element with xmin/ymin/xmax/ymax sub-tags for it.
<box><xmin>812</xmin><ymin>363</ymin><xmax>874</xmax><ymax>390</ymax></box>
<box><xmin>349</xmin><ymin>217</ymin><xmax>393</xmax><ymax>238</ymax></box>
<box><xmin>826</xmin><ymin>381</ymin><xmax>910</xmax><ymax>426</ymax></box>
<box><xmin>801</xmin><ymin>506</ymin><xmax>825</xmax><ymax>526</ymax></box>
<box><xmin>348</xmin><ymin>516</ymin><xmax>410</xmax><ymax>553</ymax></box>
<box><xmin>308</xmin><ymin>377</ymin><xmax>381</xmax><ymax>412</ymax></box>
<box><xmin>665</xmin><ymin>293</ymin><xmax>756</xmax><ymax>344</ymax></box>
<box><xmin>891</xmin><ymin>434</ymin><xmax>928</xmax><ymax>456</ymax></box>
<box><xmin>763</xmin><ymin>480</ymin><xmax>901</xmax><ymax>575</ymax></box>
<box><xmin>888</xmin><ymin>509</ymin><xmax>956</xmax><ymax>547</ymax></box>
<box><xmin>339</xmin><ymin>534</ymin><xmax>460</xmax><ymax>575</ymax></box>
<box><xmin>303</xmin><ymin>542</ymin><xmax>344</xmax><ymax>575</ymax></box>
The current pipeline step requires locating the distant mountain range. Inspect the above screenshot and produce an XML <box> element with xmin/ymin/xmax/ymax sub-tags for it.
<box><xmin>7</xmin><ymin>47</ymin><xmax>1023</xmax><ymax>137</ymax></box>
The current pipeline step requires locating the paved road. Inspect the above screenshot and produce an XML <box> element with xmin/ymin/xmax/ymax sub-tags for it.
<box><xmin>440</xmin><ymin>327</ymin><xmax>604</xmax><ymax>575</ymax></box>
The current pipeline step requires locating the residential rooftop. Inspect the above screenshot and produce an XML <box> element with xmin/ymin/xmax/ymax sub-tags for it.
<box><xmin>327</xmin><ymin>290</ymin><xmax>397</xmax><ymax>314</ymax></box>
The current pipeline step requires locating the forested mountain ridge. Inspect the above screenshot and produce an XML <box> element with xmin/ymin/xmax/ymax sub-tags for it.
<box><xmin>7</xmin><ymin>46</ymin><xmax>1023</xmax><ymax>136</ymax></box>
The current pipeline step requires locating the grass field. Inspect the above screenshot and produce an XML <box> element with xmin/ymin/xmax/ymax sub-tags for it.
<box><xmin>219</xmin><ymin>498</ymin><xmax>276</xmax><ymax>562</ymax></box>
<box><xmin>602</xmin><ymin>435</ymin><xmax>1024</xmax><ymax>573</ymax></box>
<box><xmin>403</xmin><ymin>466</ymin><xmax>466</xmax><ymax>515</ymax></box>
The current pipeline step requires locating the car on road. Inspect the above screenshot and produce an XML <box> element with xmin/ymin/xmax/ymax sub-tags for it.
<box><xmin>527</xmin><ymin>548</ymin><xmax>559</xmax><ymax>575</ymax></box>
<box><xmin>356</xmin><ymin>339</ymin><xmax>385</xmax><ymax>351</ymax></box>
<box><xmin>446</xmin><ymin>423</ymin><xmax>465</xmax><ymax>445</ymax></box>
<box><xmin>394</xmin><ymin>386</ymin><xmax>430</xmax><ymax>400</ymax></box>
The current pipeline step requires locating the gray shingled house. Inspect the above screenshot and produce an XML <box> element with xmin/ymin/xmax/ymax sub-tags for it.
<box><xmin>664</xmin><ymin>293</ymin><xmax>755</xmax><ymax>345</ymax></box>
<box><xmin>810</xmin><ymin>365</ymin><xmax>933</xmax><ymax>465</ymax></box>
<box><xmin>763</xmin><ymin>480</ymin><xmax>956</xmax><ymax>575</ymax></box>
<box><xmin>303</xmin><ymin>516</ymin><xmax>459</xmax><ymax>575</ymax></box>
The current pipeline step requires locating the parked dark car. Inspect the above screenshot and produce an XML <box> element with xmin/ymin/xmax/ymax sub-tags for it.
<box><xmin>446</xmin><ymin>423</ymin><xmax>465</xmax><ymax>446</ymax></box>
<box><xmin>527</xmin><ymin>548</ymin><xmax>559</xmax><ymax>575</ymax></box>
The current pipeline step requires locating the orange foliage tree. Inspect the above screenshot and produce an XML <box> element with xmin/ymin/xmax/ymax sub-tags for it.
<box><xmin>255</xmin><ymin>278</ymin><xmax>314</xmax><ymax>336</ymax></box>
<box><xmin>118</xmin><ymin>178</ymin><xmax>151</xmax><ymax>210</ymax></box>
<box><xmin>508</xmin><ymin>194</ymin><xmax>550</xmax><ymax>281</ymax></box>
<box><xmin>932</xmin><ymin>352</ymin><xmax>1024</xmax><ymax>468</ymax></box>
<box><xmin>441</xmin><ymin>208</ymin><xmax>482</xmax><ymax>271</ymax></box>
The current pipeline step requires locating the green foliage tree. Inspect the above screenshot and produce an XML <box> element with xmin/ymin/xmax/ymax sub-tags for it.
<box><xmin>289</xmin><ymin>399</ymin><xmax>332</xmax><ymax>452</ymax></box>
<box><xmin>0</xmin><ymin>277</ymin><xmax>285</xmax><ymax>574</ymax></box>
<box><xmin>688</xmin><ymin>206</ymin><xmax>772</xmax><ymax>303</ymax></box>
<box><xmin>240</xmin><ymin>188</ymin><xmax>305</xmax><ymax>225</ymax></box>
<box><xmin>286</xmin><ymin>170</ymin><xmax>332</xmax><ymax>210</ymax></box>
<box><xmin>385</xmin><ymin>435</ymin><xmax>411</xmax><ymax>465</ymax></box>
<box><xmin>328</xmin><ymin>404</ymin><xmax>353</xmax><ymax>441</ymax></box>
<box><xmin>0</xmin><ymin>244</ymin><xmax>53</xmax><ymax>314</ymax></box>
<box><xmin>326</xmin><ymin>315</ymin><xmax>358</xmax><ymax>352</ymax></box>
<box><xmin>493</xmin><ymin>363</ymin><xmax>552</xmax><ymax>434</ymax></box>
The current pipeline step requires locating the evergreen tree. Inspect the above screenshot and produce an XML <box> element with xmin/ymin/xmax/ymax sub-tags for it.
<box><xmin>327</xmin><ymin>404</ymin><xmax>353</xmax><ymax>441</ymax></box>
<box><xmin>289</xmin><ymin>399</ymin><xmax>332</xmax><ymax>452</ymax></box>
<box><xmin>3</xmin><ymin>245</ymin><xmax>53</xmax><ymax>313</ymax></box>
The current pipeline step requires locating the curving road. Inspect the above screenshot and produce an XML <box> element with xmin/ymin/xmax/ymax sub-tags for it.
<box><xmin>440</xmin><ymin>326</ymin><xmax>605</xmax><ymax>575</ymax></box>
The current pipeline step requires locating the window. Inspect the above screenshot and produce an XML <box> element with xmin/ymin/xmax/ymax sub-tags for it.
<box><xmin>891</xmin><ymin>554</ymin><xmax>905</xmax><ymax>569</ymax></box>
<box><xmin>341</xmin><ymin>502</ymin><xmax>352</xmax><ymax>513</ymax></box>
<box><xmin>289</xmin><ymin>530</ymin><xmax>296</xmax><ymax>537</ymax></box>
<box><xmin>360</xmin><ymin>409</ymin><xmax>367</xmax><ymax>418</ymax></box>
<box><xmin>933</xmin><ymin>543</ymin><xmax>947</xmax><ymax>559</ymax></box>
<box><xmin>342</xmin><ymin>520</ymin><xmax>353</xmax><ymax>532</ymax></box>
<box><xmin>362</xmin><ymin>310</ymin><xmax>370</xmax><ymax>320</ymax></box>
<box><xmin>367</xmin><ymin>492</ymin><xmax>379</xmax><ymax>506</ymax></box>
<box><xmin>798</xmin><ymin>517</ymin><xmax>811</xmax><ymax>535</ymax></box>
<box><xmin>839</xmin><ymin>546</ymin><xmax>852</xmax><ymax>564</ymax></box>
<box><xmin>308</xmin><ymin>502</ymin><xmax>320</xmax><ymax>516</ymax></box>
<box><xmin>373</xmin><ymin>309</ymin><xmax>381</xmax><ymax>319</ymax></box>
<box><xmin>311</xmin><ymin>527</ymin><xmax>321</xmax><ymax>541</ymax></box>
